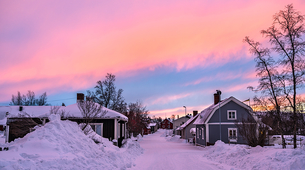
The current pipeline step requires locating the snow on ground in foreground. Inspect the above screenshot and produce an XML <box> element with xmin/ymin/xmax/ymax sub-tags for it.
<box><xmin>158</xmin><ymin>130</ymin><xmax>305</xmax><ymax>170</ymax></box>
<box><xmin>0</xmin><ymin>114</ymin><xmax>143</xmax><ymax>170</ymax></box>
<box><xmin>202</xmin><ymin>141</ymin><xmax>305</xmax><ymax>170</ymax></box>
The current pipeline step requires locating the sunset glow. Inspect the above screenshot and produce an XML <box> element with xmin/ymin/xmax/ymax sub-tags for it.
<box><xmin>1</xmin><ymin>0</ymin><xmax>305</xmax><ymax>118</ymax></box>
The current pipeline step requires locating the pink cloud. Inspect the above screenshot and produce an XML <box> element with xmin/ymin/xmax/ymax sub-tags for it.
<box><xmin>1</xmin><ymin>0</ymin><xmax>304</xmax><ymax>102</ymax></box>
<box><xmin>146</xmin><ymin>93</ymin><xmax>192</xmax><ymax>105</ymax></box>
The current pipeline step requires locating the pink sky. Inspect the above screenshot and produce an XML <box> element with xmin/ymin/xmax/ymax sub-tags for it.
<box><xmin>1</xmin><ymin>0</ymin><xmax>305</xmax><ymax>118</ymax></box>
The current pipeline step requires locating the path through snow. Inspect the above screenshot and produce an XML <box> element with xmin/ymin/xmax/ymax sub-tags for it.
<box><xmin>130</xmin><ymin>130</ymin><xmax>235</xmax><ymax>170</ymax></box>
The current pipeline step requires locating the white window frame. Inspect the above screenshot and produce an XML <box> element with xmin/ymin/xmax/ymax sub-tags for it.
<box><xmin>201</xmin><ymin>127</ymin><xmax>204</xmax><ymax>140</ymax></box>
<box><xmin>227</xmin><ymin>110</ymin><xmax>237</xmax><ymax>120</ymax></box>
<box><xmin>228</xmin><ymin>128</ymin><xmax>237</xmax><ymax>142</ymax></box>
<box><xmin>90</xmin><ymin>123</ymin><xmax>103</xmax><ymax>136</ymax></box>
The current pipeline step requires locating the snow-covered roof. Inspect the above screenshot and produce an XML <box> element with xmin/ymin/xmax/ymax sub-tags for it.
<box><xmin>193</xmin><ymin>96</ymin><xmax>254</xmax><ymax>125</ymax></box>
<box><xmin>1</xmin><ymin>103</ymin><xmax>128</xmax><ymax>122</ymax></box>
<box><xmin>64</xmin><ymin>103</ymin><xmax>128</xmax><ymax>121</ymax></box>
<box><xmin>2</xmin><ymin>106</ymin><xmax>54</xmax><ymax>118</ymax></box>
<box><xmin>176</xmin><ymin>113</ymin><xmax>200</xmax><ymax>130</ymax></box>
<box><xmin>148</xmin><ymin>123</ymin><xmax>157</xmax><ymax>127</ymax></box>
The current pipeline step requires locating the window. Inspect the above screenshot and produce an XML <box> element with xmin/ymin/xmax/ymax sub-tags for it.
<box><xmin>201</xmin><ymin>128</ymin><xmax>204</xmax><ymax>140</ymax></box>
<box><xmin>118</xmin><ymin>123</ymin><xmax>121</xmax><ymax>138</ymax></box>
<box><xmin>197</xmin><ymin>128</ymin><xmax>199</xmax><ymax>138</ymax></box>
<box><xmin>228</xmin><ymin>128</ymin><xmax>237</xmax><ymax>142</ymax></box>
<box><xmin>227</xmin><ymin>110</ymin><xmax>237</xmax><ymax>120</ymax></box>
<box><xmin>90</xmin><ymin>123</ymin><xmax>103</xmax><ymax>136</ymax></box>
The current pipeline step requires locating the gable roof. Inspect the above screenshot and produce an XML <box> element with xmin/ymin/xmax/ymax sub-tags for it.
<box><xmin>176</xmin><ymin>113</ymin><xmax>200</xmax><ymax>130</ymax></box>
<box><xmin>193</xmin><ymin>96</ymin><xmax>254</xmax><ymax>125</ymax></box>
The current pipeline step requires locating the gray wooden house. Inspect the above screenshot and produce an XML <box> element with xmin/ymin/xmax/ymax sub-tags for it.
<box><xmin>194</xmin><ymin>91</ymin><xmax>257</xmax><ymax>146</ymax></box>
<box><xmin>176</xmin><ymin>111</ymin><xmax>199</xmax><ymax>141</ymax></box>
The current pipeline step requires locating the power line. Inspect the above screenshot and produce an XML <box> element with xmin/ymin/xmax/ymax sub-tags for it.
<box><xmin>48</xmin><ymin>97</ymin><xmax>76</xmax><ymax>102</ymax></box>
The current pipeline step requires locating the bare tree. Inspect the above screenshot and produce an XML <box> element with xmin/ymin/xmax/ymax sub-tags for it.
<box><xmin>10</xmin><ymin>91</ymin><xmax>48</xmax><ymax>106</ymax></box>
<box><xmin>245</xmin><ymin>4</ymin><xmax>305</xmax><ymax>148</ymax></box>
<box><xmin>235</xmin><ymin>117</ymin><xmax>268</xmax><ymax>147</ymax></box>
<box><xmin>10</xmin><ymin>91</ymin><xmax>25</xmax><ymax>105</ymax></box>
<box><xmin>244</xmin><ymin>37</ymin><xmax>287</xmax><ymax>148</ymax></box>
<box><xmin>36</xmin><ymin>92</ymin><xmax>48</xmax><ymax>106</ymax></box>
<box><xmin>77</xmin><ymin>99</ymin><xmax>107</xmax><ymax>134</ymax></box>
<box><xmin>125</xmin><ymin>101</ymin><xmax>149</xmax><ymax>137</ymax></box>
<box><xmin>89</xmin><ymin>73</ymin><xmax>127</xmax><ymax>113</ymax></box>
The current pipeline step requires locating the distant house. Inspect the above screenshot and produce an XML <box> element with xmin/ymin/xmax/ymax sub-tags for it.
<box><xmin>194</xmin><ymin>91</ymin><xmax>257</xmax><ymax>146</ymax></box>
<box><xmin>143</xmin><ymin>126</ymin><xmax>151</xmax><ymax>135</ymax></box>
<box><xmin>2</xmin><ymin>93</ymin><xmax>128</xmax><ymax>147</ymax></box>
<box><xmin>148</xmin><ymin>123</ymin><xmax>158</xmax><ymax>133</ymax></box>
<box><xmin>161</xmin><ymin>119</ymin><xmax>173</xmax><ymax>129</ymax></box>
<box><xmin>176</xmin><ymin>111</ymin><xmax>199</xmax><ymax>141</ymax></box>
<box><xmin>173</xmin><ymin>115</ymin><xmax>191</xmax><ymax>135</ymax></box>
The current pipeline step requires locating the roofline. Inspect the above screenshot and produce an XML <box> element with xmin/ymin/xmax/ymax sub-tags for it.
<box><xmin>204</xmin><ymin>96</ymin><xmax>256</xmax><ymax>124</ymax></box>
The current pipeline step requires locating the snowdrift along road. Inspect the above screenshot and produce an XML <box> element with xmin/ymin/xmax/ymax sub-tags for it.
<box><xmin>0</xmin><ymin>114</ymin><xmax>143</xmax><ymax>170</ymax></box>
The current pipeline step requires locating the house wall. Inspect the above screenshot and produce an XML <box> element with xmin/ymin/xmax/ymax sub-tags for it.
<box><xmin>7</xmin><ymin>118</ymin><xmax>43</xmax><ymax>142</ymax></box>
<box><xmin>195</xmin><ymin>124</ymin><xmax>206</xmax><ymax>146</ymax></box>
<box><xmin>182</xmin><ymin>121</ymin><xmax>197</xmax><ymax>140</ymax></box>
<box><xmin>208</xmin><ymin>101</ymin><xmax>255</xmax><ymax>123</ymax></box>
<box><xmin>208</xmin><ymin>124</ymin><xmax>247</xmax><ymax>144</ymax></box>
<box><xmin>173</xmin><ymin>117</ymin><xmax>189</xmax><ymax>130</ymax></box>
<box><xmin>205</xmin><ymin>101</ymin><xmax>254</xmax><ymax>145</ymax></box>
<box><xmin>161</xmin><ymin>119</ymin><xmax>173</xmax><ymax>129</ymax></box>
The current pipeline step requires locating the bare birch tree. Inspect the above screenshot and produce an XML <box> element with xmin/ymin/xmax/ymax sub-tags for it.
<box><xmin>245</xmin><ymin>4</ymin><xmax>305</xmax><ymax>148</ymax></box>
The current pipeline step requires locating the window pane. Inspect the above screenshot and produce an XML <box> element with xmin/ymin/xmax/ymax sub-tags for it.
<box><xmin>96</xmin><ymin>125</ymin><xmax>101</xmax><ymax>136</ymax></box>
<box><xmin>232</xmin><ymin>112</ymin><xmax>235</xmax><ymax>119</ymax></box>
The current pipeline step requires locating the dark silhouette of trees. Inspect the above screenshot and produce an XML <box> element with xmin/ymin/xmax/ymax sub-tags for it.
<box><xmin>245</xmin><ymin>4</ymin><xmax>305</xmax><ymax>148</ymax></box>
<box><xmin>10</xmin><ymin>91</ymin><xmax>48</xmax><ymax>106</ymax></box>
<box><xmin>88</xmin><ymin>73</ymin><xmax>127</xmax><ymax>113</ymax></box>
<box><xmin>125</xmin><ymin>101</ymin><xmax>149</xmax><ymax>137</ymax></box>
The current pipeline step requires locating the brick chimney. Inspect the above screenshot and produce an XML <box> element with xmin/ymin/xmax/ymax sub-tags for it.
<box><xmin>214</xmin><ymin>90</ymin><xmax>221</xmax><ymax>105</ymax></box>
<box><xmin>177</xmin><ymin>115</ymin><xmax>179</xmax><ymax>119</ymax></box>
<box><xmin>77</xmin><ymin>93</ymin><xmax>84</xmax><ymax>101</ymax></box>
<box><xmin>193</xmin><ymin>110</ymin><xmax>198</xmax><ymax>117</ymax></box>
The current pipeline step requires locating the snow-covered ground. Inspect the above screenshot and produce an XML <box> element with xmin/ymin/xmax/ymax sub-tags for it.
<box><xmin>131</xmin><ymin>129</ymin><xmax>305</xmax><ymax>170</ymax></box>
<box><xmin>1</xmin><ymin>119</ymin><xmax>305</xmax><ymax>170</ymax></box>
<box><xmin>0</xmin><ymin>114</ymin><xmax>142</xmax><ymax>170</ymax></box>
<box><xmin>131</xmin><ymin>130</ymin><xmax>236</xmax><ymax>170</ymax></box>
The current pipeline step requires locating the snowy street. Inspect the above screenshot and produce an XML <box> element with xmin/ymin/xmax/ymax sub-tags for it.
<box><xmin>131</xmin><ymin>130</ymin><xmax>233</xmax><ymax>170</ymax></box>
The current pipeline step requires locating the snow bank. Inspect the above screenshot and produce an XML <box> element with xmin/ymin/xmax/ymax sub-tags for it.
<box><xmin>0</xmin><ymin>114</ymin><xmax>142</xmax><ymax>170</ymax></box>
<box><xmin>160</xmin><ymin>129</ymin><xmax>173</xmax><ymax>137</ymax></box>
<box><xmin>203</xmin><ymin>140</ymin><xmax>305</xmax><ymax>170</ymax></box>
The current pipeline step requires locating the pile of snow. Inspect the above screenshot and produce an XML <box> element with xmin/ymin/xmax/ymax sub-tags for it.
<box><xmin>160</xmin><ymin>129</ymin><xmax>173</xmax><ymax>137</ymax></box>
<box><xmin>203</xmin><ymin>140</ymin><xmax>305</xmax><ymax>170</ymax></box>
<box><xmin>0</xmin><ymin>114</ymin><xmax>142</xmax><ymax>169</ymax></box>
<box><xmin>166</xmin><ymin>135</ymin><xmax>184</xmax><ymax>143</ymax></box>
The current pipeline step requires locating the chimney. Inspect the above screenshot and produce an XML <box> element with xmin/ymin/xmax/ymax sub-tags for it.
<box><xmin>77</xmin><ymin>93</ymin><xmax>84</xmax><ymax>101</ymax></box>
<box><xmin>193</xmin><ymin>110</ymin><xmax>198</xmax><ymax>117</ymax></box>
<box><xmin>214</xmin><ymin>90</ymin><xmax>221</xmax><ymax>105</ymax></box>
<box><xmin>177</xmin><ymin>115</ymin><xmax>179</xmax><ymax>119</ymax></box>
